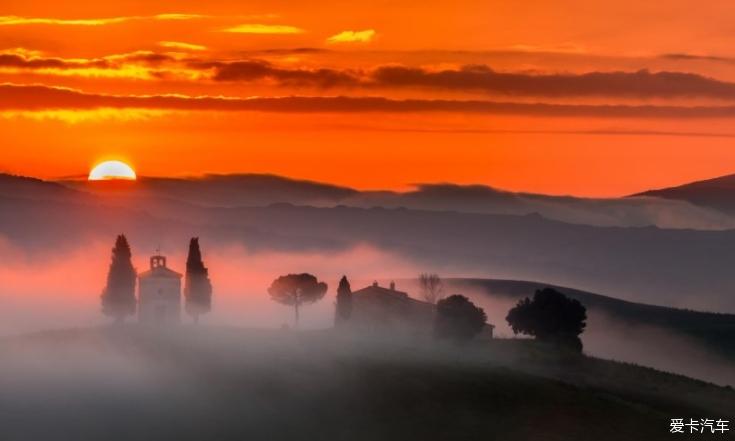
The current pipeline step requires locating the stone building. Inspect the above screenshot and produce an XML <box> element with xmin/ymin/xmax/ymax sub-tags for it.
<box><xmin>138</xmin><ymin>254</ymin><xmax>182</xmax><ymax>324</ymax></box>
<box><xmin>349</xmin><ymin>281</ymin><xmax>493</xmax><ymax>338</ymax></box>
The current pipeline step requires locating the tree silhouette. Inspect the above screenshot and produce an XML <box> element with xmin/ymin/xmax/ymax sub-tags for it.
<box><xmin>506</xmin><ymin>288</ymin><xmax>587</xmax><ymax>352</ymax></box>
<box><xmin>101</xmin><ymin>234</ymin><xmax>137</xmax><ymax>323</ymax></box>
<box><xmin>268</xmin><ymin>273</ymin><xmax>328</xmax><ymax>326</ymax></box>
<box><xmin>418</xmin><ymin>273</ymin><xmax>444</xmax><ymax>304</ymax></box>
<box><xmin>434</xmin><ymin>294</ymin><xmax>487</xmax><ymax>342</ymax></box>
<box><xmin>335</xmin><ymin>275</ymin><xmax>352</xmax><ymax>326</ymax></box>
<box><xmin>184</xmin><ymin>237</ymin><xmax>213</xmax><ymax>324</ymax></box>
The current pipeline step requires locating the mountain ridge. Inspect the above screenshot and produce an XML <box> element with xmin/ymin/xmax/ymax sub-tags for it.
<box><xmin>635</xmin><ymin>173</ymin><xmax>735</xmax><ymax>214</ymax></box>
<box><xmin>450</xmin><ymin>278</ymin><xmax>735</xmax><ymax>359</ymax></box>
<box><xmin>48</xmin><ymin>172</ymin><xmax>735</xmax><ymax>230</ymax></box>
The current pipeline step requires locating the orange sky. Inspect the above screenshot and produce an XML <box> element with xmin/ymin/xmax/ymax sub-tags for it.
<box><xmin>2</xmin><ymin>0</ymin><xmax>735</xmax><ymax>196</ymax></box>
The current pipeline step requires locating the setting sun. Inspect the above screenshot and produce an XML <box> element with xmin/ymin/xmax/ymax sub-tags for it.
<box><xmin>88</xmin><ymin>160</ymin><xmax>137</xmax><ymax>181</ymax></box>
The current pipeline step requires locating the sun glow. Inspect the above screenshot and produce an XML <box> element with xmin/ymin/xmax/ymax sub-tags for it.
<box><xmin>88</xmin><ymin>160</ymin><xmax>137</xmax><ymax>181</ymax></box>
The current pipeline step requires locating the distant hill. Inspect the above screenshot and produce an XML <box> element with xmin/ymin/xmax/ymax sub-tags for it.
<box><xmin>58</xmin><ymin>173</ymin><xmax>735</xmax><ymax>230</ymax></box>
<box><xmin>0</xmin><ymin>327</ymin><xmax>733</xmax><ymax>441</ymax></box>
<box><xmin>7</xmin><ymin>175</ymin><xmax>735</xmax><ymax>311</ymax></box>
<box><xmin>635</xmin><ymin>173</ymin><xmax>735</xmax><ymax>214</ymax></box>
<box><xmin>0</xmin><ymin>173</ymin><xmax>91</xmax><ymax>203</ymax></box>
<box><xmin>451</xmin><ymin>278</ymin><xmax>735</xmax><ymax>363</ymax></box>
<box><xmin>61</xmin><ymin>174</ymin><xmax>359</xmax><ymax>207</ymax></box>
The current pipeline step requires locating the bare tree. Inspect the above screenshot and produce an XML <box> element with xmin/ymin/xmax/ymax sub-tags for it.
<box><xmin>418</xmin><ymin>273</ymin><xmax>444</xmax><ymax>304</ymax></box>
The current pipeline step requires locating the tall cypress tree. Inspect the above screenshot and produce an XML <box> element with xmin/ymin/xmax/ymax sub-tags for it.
<box><xmin>185</xmin><ymin>237</ymin><xmax>212</xmax><ymax>324</ymax></box>
<box><xmin>101</xmin><ymin>234</ymin><xmax>137</xmax><ymax>323</ymax></box>
<box><xmin>335</xmin><ymin>275</ymin><xmax>352</xmax><ymax>326</ymax></box>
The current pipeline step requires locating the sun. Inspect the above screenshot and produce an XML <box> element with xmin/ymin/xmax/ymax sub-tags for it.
<box><xmin>88</xmin><ymin>160</ymin><xmax>137</xmax><ymax>181</ymax></box>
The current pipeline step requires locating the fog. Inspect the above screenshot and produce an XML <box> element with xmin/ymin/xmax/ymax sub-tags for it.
<box><xmin>1</xmin><ymin>236</ymin><xmax>733</xmax><ymax>388</ymax></box>
<box><xmin>60</xmin><ymin>175</ymin><xmax>735</xmax><ymax>230</ymax></box>
<box><xmin>1</xmin><ymin>322</ymin><xmax>733</xmax><ymax>440</ymax></box>
<box><xmin>0</xmin><ymin>239</ymin><xmax>421</xmax><ymax>335</ymax></box>
<box><xmin>1</xmin><ymin>237</ymin><xmax>735</xmax><ymax>440</ymax></box>
<box><xmin>583</xmin><ymin>311</ymin><xmax>735</xmax><ymax>386</ymax></box>
<box><xmin>466</xmin><ymin>287</ymin><xmax>735</xmax><ymax>385</ymax></box>
<box><xmin>7</xmin><ymin>177</ymin><xmax>735</xmax><ymax>312</ymax></box>
<box><xmin>345</xmin><ymin>189</ymin><xmax>735</xmax><ymax>231</ymax></box>
<box><xmin>465</xmin><ymin>284</ymin><xmax>735</xmax><ymax>385</ymax></box>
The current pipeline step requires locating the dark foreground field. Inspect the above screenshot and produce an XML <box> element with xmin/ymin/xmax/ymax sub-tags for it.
<box><xmin>0</xmin><ymin>327</ymin><xmax>733</xmax><ymax>441</ymax></box>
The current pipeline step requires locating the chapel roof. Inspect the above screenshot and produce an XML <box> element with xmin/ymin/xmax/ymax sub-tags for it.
<box><xmin>138</xmin><ymin>254</ymin><xmax>182</xmax><ymax>278</ymax></box>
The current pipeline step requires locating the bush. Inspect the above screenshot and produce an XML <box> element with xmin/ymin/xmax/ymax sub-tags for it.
<box><xmin>435</xmin><ymin>294</ymin><xmax>487</xmax><ymax>342</ymax></box>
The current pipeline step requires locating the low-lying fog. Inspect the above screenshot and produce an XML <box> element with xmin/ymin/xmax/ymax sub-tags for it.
<box><xmin>0</xmin><ymin>236</ymin><xmax>733</xmax><ymax>386</ymax></box>
<box><xmin>8</xmin><ymin>327</ymin><xmax>729</xmax><ymax>441</ymax></box>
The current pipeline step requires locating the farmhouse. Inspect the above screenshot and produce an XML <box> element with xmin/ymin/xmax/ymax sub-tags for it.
<box><xmin>351</xmin><ymin>281</ymin><xmax>494</xmax><ymax>338</ymax></box>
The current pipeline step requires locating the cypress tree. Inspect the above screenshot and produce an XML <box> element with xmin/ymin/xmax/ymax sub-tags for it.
<box><xmin>101</xmin><ymin>234</ymin><xmax>137</xmax><ymax>323</ymax></box>
<box><xmin>184</xmin><ymin>237</ymin><xmax>212</xmax><ymax>324</ymax></box>
<box><xmin>335</xmin><ymin>275</ymin><xmax>352</xmax><ymax>326</ymax></box>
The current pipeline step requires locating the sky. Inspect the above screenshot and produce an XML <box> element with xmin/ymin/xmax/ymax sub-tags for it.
<box><xmin>2</xmin><ymin>0</ymin><xmax>735</xmax><ymax>195</ymax></box>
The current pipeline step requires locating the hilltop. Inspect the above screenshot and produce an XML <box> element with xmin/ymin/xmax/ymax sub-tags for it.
<box><xmin>635</xmin><ymin>173</ymin><xmax>735</xmax><ymax>214</ymax></box>
<box><xmin>1</xmin><ymin>326</ymin><xmax>733</xmax><ymax>441</ymax></box>
<box><xmin>7</xmin><ymin>176</ymin><xmax>735</xmax><ymax>310</ymax></box>
<box><xmin>452</xmin><ymin>278</ymin><xmax>735</xmax><ymax>363</ymax></box>
<box><xmin>57</xmin><ymin>172</ymin><xmax>735</xmax><ymax>229</ymax></box>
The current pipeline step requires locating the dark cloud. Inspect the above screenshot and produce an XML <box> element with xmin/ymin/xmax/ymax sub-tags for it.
<box><xmin>0</xmin><ymin>54</ymin><xmax>110</xmax><ymax>69</ymax></box>
<box><xmin>349</xmin><ymin>126</ymin><xmax>735</xmax><ymax>138</ymax></box>
<box><xmin>116</xmin><ymin>52</ymin><xmax>177</xmax><ymax>65</ymax></box>
<box><xmin>369</xmin><ymin>65</ymin><xmax>735</xmax><ymax>99</ymax></box>
<box><xmin>660</xmin><ymin>53</ymin><xmax>735</xmax><ymax>64</ymax></box>
<box><xmin>6</xmin><ymin>49</ymin><xmax>735</xmax><ymax>101</ymax></box>
<box><xmin>246</xmin><ymin>47</ymin><xmax>332</xmax><ymax>55</ymax></box>
<box><xmin>4</xmin><ymin>83</ymin><xmax>735</xmax><ymax>118</ymax></box>
<box><xmin>0</xmin><ymin>51</ymin><xmax>180</xmax><ymax>71</ymax></box>
<box><xmin>203</xmin><ymin>60</ymin><xmax>735</xmax><ymax>100</ymax></box>
<box><xmin>197</xmin><ymin>60</ymin><xmax>356</xmax><ymax>87</ymax></box>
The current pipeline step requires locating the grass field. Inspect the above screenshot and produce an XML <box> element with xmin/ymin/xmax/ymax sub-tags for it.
<box><xmin>0</xmin><ymin>326</ymin><xmax>733</xmax><ymax>441</ymax></box>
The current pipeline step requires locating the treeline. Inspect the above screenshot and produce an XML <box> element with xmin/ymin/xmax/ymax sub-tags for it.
<box><xmin>268</xmin><ymin>271</ymin><xmax>587</xmax><ymax>352</ymax></box>
<box><xmin>100</xmin><ymin>235</ymin><xmax>587</xmax><ymax>352</ymax></box>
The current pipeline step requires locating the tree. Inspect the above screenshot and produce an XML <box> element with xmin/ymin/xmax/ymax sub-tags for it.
<box><xmin>506</xmin><ymin>288</ymin><xmax>587</xmax><ymax>352</ymax></box>
<box><xmin>101</xmin><ymin>234</ymin><xmax>137</xmax><ymax>323</ymax></box>
<box><xmin>418</xmin><ymin>273</ymin><xmax>444</xmax><ymax>304</ymax></box>
<box><xmin>334</xmin><ymin>275</ymin><xmax>353</xmax><ymax>326</ymax></box>
<box><xmin>184</xmin><ymin>237</ymin><xmax>213</xmax><ymax>324</ymax></box>
<box><xmin>434</xmin><ymin>294</ymin><xmax>487</xmax><ymax>342</ymax></box>
<box><xmin>268</xmin><ymin>273</ymin><xmax>328</xmax><ymax>326</ymax></box>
